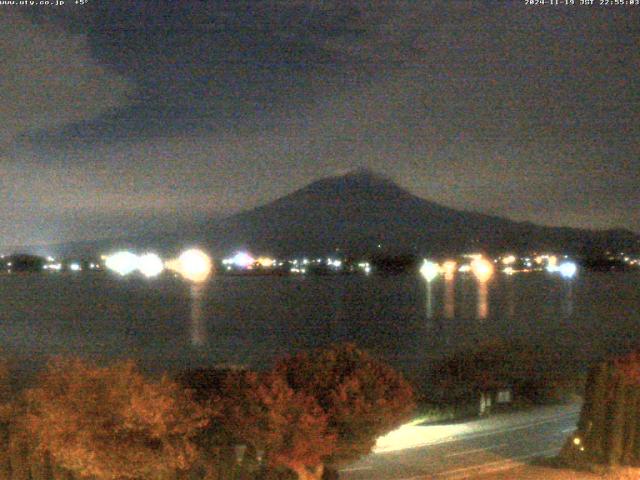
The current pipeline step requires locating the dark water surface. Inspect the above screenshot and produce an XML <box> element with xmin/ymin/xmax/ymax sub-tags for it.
<box><xmin>0</xmin><ymin>271</ymin><xmax>638</xmax><ymax>379</ymax></box>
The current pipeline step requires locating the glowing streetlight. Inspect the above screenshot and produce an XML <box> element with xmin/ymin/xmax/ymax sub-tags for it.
<box><xmin>502</xmin><ymin>255</ymin><xmax>516</xmax><ymax>265</ymax></box>
<box><xmin>230</xmin><ymin>252</ymin><xmax>255</xmax><ymax>268</ymax></box>
<box><xmin>104</xmin><ymin>251</ymin><xmax>139</xmax><ymax>276</ymax></box>
<box><xmin>420</xmin><ymin>260</ymin><xmax>439</xmax><ymax>320</ymax></box>
<box><xmin>166</xmin><ymin>248</ymin><xmax>213</xmax><ymax>283</ymax></box>
<box><xmin>420</xmin><ymin>260</ymin><xmax>440</xmax><ymax>282</ymax></box>
<box><xmin>256</xmin><ymin>256</ymin><xmax>275</xmax><ymax>268</ymax></box>
<box><xmin>559</xmin><ymin>261</ymin><xmax>577</xmax><ymax>279</ymax></box>
<box><xmin>471</xmin><ymin>257</ymin><xmax>493</xmax><ymax>320</ymax></box>
<box><xmin>471</xmin><ymin>257</ymin><xmax>494</xmax><ymax>283</ymax></box>
<box><xmin>138</xmin><ymin>253</ymin><xmax>164</xmax><ymax>278</ymax></box>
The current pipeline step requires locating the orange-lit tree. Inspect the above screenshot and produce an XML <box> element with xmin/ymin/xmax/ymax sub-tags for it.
<box><xmin>214</xmin><ymin>370</ymin><xmax>335</xmax><ymax>480</ymax></box>
<box><xmin>25</xmin><ymin>358</ymin><xmax>209</xmax><ymax>480</ymax></box>
<box><xmin>274</xmin><ymin>343</ymin><xmax>415</xmax><ymax>467</ymax></box>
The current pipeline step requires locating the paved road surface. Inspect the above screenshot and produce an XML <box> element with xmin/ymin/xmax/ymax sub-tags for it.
<box><xmin>340</xmin><ymin>403</ymin><xmax>581</xmax><ymax>480</ymax></box>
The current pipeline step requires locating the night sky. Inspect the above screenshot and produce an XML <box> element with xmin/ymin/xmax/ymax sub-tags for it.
<box><xmin>1</xmin><ymin>1</ymin><xmax>638</xmax><ymax>246</ymax></box>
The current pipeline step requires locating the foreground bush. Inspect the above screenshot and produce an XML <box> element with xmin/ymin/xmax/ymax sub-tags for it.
<box><xmin>24</xmin><ymin>358</ymin><xmax>209</xmax><ymax>480</ymax></box>
<box><xmin>562</xmin><ymin>352</ymin><xmax>640</xmax><ymax>467</ymax></box>
<box><xmin>217</xmin><ymin>371</ymin><xmax>336</xmax><ymax>480</ymax></box>
<box><xmin>180</xmin><ymin>344</ymin><xmax>415</xmax><ymax>480</ymax></box>
<box><xmin>274</xmin><ymin>343</ymin><xmax>416</xmax><ymax>467</ymax></box>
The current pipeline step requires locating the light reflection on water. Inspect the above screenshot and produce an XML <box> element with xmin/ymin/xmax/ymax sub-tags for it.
<box><xmin>443</xmin><ymin>276</ymin><xmax>455</xmax><ymax>320</ymax></box>
<box><xmin>189</xmin><ymin>284</ymin><xmax>207</xmax><ymax>348</ymax></box>
<box><xmin>476</xmin><ymin>280</ymin><xmax>489</xmax><ymax>320</ymax></box>
<box><xmin>0</xmin><ymin>271</ymin><xmax>638</xmax><ymax>377</ymax></box>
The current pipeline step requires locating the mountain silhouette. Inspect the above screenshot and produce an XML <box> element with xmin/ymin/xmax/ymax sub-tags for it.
<box><xmin>24</xmin><ymin>170</ymin><xmax>639</xmax><ymax>258</ymax></box>
<box><xmin>196</xmin><ymin>169</ymin><xmax>639</xmax><ymax>257</ymax></box>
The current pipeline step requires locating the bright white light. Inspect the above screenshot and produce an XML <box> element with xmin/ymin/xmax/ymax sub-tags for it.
<box><xmin>138</xmin><ymin>253</ymin><xmax>164</xmax><ymax>278</ymax></box>
<box><xmin>231</xmin><ymin>252</ymin><xmax>254</xmax><ymax>268</ymax></box>
<box><xmin>503</xmin><ymin>267</ymin><xmax>514</xmax><ymax>275</ymax></box>
<box><xmin>328</xmin><ymin>259</ymin><xmax>342</xmax><ymax>268</ymax></box>
<box><xmin>374</xmin><ymin>421</ymin><xmax>472</xmax><ymax>454</ymax></box>
<box><xmin>69</xmin><ymin>263</ymin><xmax>81</xmax><ymax>272</ymax></box>
<box><xmin>559</xmin><ymin>261</ymin><xmax>577</xmax><ymax>279</ymax></box>
<box><xmin>167</xmin><ymin>249</ymin><xmax>213</xmax><ymax>283</ymax></box>
<box><xmin>458</xmin><ymin>264</ymin><xmax>471</xmax><ymax>273</ymax></box>
<box><xmin>105</xmin><ymin>251</ymin><xmax>139</xmax><ymax>276</ymax></box>
<box><xmin>420</xmin><ymin>260</ymin><xmax>439</xmax><ymax>282</ymax></box>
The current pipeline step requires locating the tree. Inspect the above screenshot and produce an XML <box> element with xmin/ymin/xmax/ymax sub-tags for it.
<box><xmin>24</xmin><ymin>357</ymin><xmax>209</xmax><ymax>479</ymax></box>
<box><xmin>564</xmin><ymin>352</ymin><xmax>640</xmax><ymax>467</ymax></box>
<box><xmin>215</xmin><ymin>370</ymin><xmax>335</xmax><ymax>480</ymax></box>
<box><xmin>274</xmin><ymin>343</ymin><xmax>415</xmax><ymax>466</ymax></box>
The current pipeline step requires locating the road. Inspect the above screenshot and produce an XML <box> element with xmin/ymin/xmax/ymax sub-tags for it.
<box><xmin>340</xmin><ymin>402</ymin><xmax>581</xmax><ymax>480</ymax></box>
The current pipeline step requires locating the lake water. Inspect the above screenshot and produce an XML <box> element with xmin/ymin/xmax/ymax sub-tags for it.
<box><xmin>1</xmin><ymin>271</ymin><xmax>639</xmax><ymax>381</ymax></box>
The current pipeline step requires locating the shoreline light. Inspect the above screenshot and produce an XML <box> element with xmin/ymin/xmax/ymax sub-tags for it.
<box><xmin>441</xmin><ymin>261</ymin><xmax>457</xmax><ymax>279</ymax></box>
<box><xmin>471</xmin><ymin>257</ymin><xmax>494</xmax><ymax>282</ymax></box>
<box><xmin>104</xmin><ymin>251</ymin><xmax>139</xmax><ymax>276</ymax></box>
<box><xmin>559</xmin><ymin>261</ymin><xmax>577</xmax><ymax>279</ymax></box>
<box><xmin>420</xmin><ymin>260</ymin><xmax>440</xmax><ymax>282</ymax></box>
<box><xmin>138</xmin><ymin>253</ymin><xmax>164</xmax><ymax>278</ymax></box>
<box><xmin>167</xmin><ymin>248</ymin><xmax>213</xmax><ymax>283</ymax></box>
<box><xmin>230</xmin><ymin>252</ymin><xmax>255</xmax><ymax>268</ymax></box>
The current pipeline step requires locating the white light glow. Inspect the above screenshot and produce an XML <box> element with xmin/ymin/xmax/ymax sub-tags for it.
<box><xmin>559</xmin><ymin>261</ymin><xmax>577</xmax><ymax>279</ymax></box>
<box><xmin>138</xmin><ymin>253</ymin><xmax>164</xmax><ymax>278</ymax></box>
<box><xmin>420</xmin><ymin>260</ymin><xmax>440</xmax><ymax>282</ymax></box>
<box><xmin>374</xmin><ymin>421</ymin><xmax>473</xmax><ymax>454</ymax></box>
<box><xmin>167</xmin><ymin>249</ymin><xmax>213</xmax><ymax>283</ymax></box>
<box><xmin>105</xmin><ymin>251</ymin><xmax>139</xmax><ymax>276</ymax></box>
<box><xmin>231</xmin><ymin>252</ymin><xmax>255</xmax><ymax>268</ymax></box>
<box><xmin>69</xmin><ymin>263</ymin><xmax>81</xmax><ymax>272</ymax></box>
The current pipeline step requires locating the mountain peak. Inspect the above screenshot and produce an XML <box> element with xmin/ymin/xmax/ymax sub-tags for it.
<box><xmin>307</xmin><ymin>168</ymin><xmax>399</xmax><ymax>193</ymax></box>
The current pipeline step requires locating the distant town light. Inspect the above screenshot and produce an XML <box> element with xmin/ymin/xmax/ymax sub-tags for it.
<box><xmin>69</xmin><ymin>263</ymin><xmax>81</xmax><ymax>272</ymax></box>
<box><xmin>559</xmin><ymin>261</ymin><xmax>577</xmax><ymax>279</ymax></box>
<box><xmin>502</xmin><ymin>255</ymin><xmax>516</xmax><ymax>265</ymax></box>
<box><xmin>257</xmin><ymin>257</ymin><xmax>275</xmax><ymax>268</ymax></box>
<box><xmin>174</xmin><ymin>248</ymin><xmax>212</xmax><ymax>283</ymax></box>
<box><xmin>420</xmin><ymin>260</ymin><xmax>439</xmax><ymax>282</ymax></box>
<box><xmin>458</xmin><ymin>264</ymin><xmax>472</xmax><ymax>273</ymax></box>
<box><xmin>229</xmin><ymin>252</ymin><xmax>254</xmax><ymax>268</ymax></box>
<box><xmin>471</xmin><ymin>257</ymin><xmax>494</xmax><ymax>282</ymax></box>
<box><xmin>105</xmin><ymin>251</ymin><xmax>139</xmax><ymax>276</ymax></box>
<box><xmin>441</xmin><ymin>261</ymin><xmax>457</xmax><ymax>279</ymax></box>
<box><xmin>138</xmin><ymin>253</ymin><xmax>164</xmax><ymax>278</ymax></box>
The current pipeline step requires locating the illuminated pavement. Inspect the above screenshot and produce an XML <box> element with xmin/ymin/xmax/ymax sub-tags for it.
<box><xmin>340</xmin><ymin>402</ymin><xmax>581</xmax><ymax>480</ymax></box>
